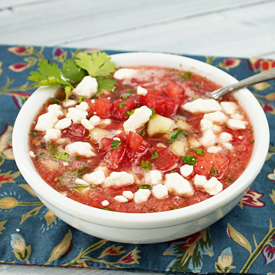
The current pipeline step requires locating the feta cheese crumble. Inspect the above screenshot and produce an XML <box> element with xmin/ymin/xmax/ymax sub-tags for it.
<box><xmin>182</xmin><ymin>98</ymin><xmax>222</xmax><ymax>114</ymax></box>
<box><xmin>83</xmin><ymin>170</ymin><xmax>106</xmax><ymax>185</ymax></box>
<box><xmin>123</xmin><ymin>106</ymin><xmax>152</xmax><ymax>133</ymax></box>
<box><xmin>66</xmin><ymin>107</ymin><xmax>88</xmax><ymax>124</ymax></box>
<box><xmin>137</xmin><ymin>86</ymin><xmax>148</xmax><ymax>96</ymax></box>
<box><xmin>152</xmin><ymin>184</ymin><xmax>168</xmax><ymax>199</ymax></box>
<box><xmin>73</xmin><ymin>76</ymin><xmax>98</xmax><ymax>98</ymax></box>
<box><xmin>65</xmin><ymin>142</ymin><xmax>95</xmax><ymax>158</ymax></box>
<box><xmin>104</xmin><ymin>172</ymin><xmax>134</xmax><ymax>187</ymax></box>
<box><xmin>164</xmin><ymin>173</ymin><xmax>194</xmax><ymax>196</ymax></box>
<box><xmin>44</xmin><ymin>128</ymin><xmax>61</xmax><ymax>142</ymax></box>
<box><xmin>54</xmin><ymin>118</ymin><xmax>72</xmax><ymax>130</ymax></box>
<box><xmin>144</xmin><ymin>170</ymin><xmax>162</xmax><ymax>186</ymax></box>
<box><xmin>180</xmin><ymin>165</ymin><xmax>193</xmax><ymax>177</ymax></box>
<box><xmin>35</xmin><ymin>112</ymin><xmax>58</xmax><ymax>131</ymax></box>
<box><xmin>115</xmin><ymin>195</ymin><xmax>128</xmax><ymax>203</ymax></box>
<box><xmin>101</xmin><ymin>200</ymin><xmax>109</xmax><ymax>207</ymax></box>
<box><xmin>113</xmin><ymin>68</ymin><xmax>138</xmax><ymax>80</ymax></box>
<box><xmin>123</xmin><ymin>191</ymin><xmax>134</xmax><ymax>200</ymax></box>
<box><xmin>134</xmin><ymin>189</ymin><xmax>151</xmax><ymax>204</ymax></box>
<box><xmin>204</xmin><ymin>177</ymin><xmax>223</xmax><ymax>195</ymax></box>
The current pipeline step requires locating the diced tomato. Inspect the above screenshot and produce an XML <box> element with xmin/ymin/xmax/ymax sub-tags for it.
<box><xmin>111</xmin><ymin>98</ymin><xmax>136</xmax><ymax>121</ymax></box>
<box><xmin>99</xmin><ymin>137</ymin><xmax>113</xmax><ymax>151</ymax></box>
<box><xmin>86</xmin><ymin>98</ymin><xmax>111</xmax><ymax>118</ymax></box>
<box><xmin>115</xmin><ymin>131</ymin><xmax>127</xmax><ymax>142</ymax></box>
<box><xmin>139</xmin><ymin>91</ymin><xmax>177</xmax><ymax>117</ymax></box>
<box><xmin>165</xmin><ymin>83</ymin><xmax>185</xmax><ymax>105</ymax></box>
<box><xmin>64</xmin><ymin>124</ymin><xmax>88</xmax><ymax>139</ymax></box>
<box><xmin>104</xmin><ymin>144</ymin><xmax>126</xmax><ymax>170</ymax></box>
<box><xmin>150</xmin><ymin>147</ymin><xmax>181</xmax><ymax>172</ymax></box>
<box><xmin>126</xmin><ymin>131</ymin><xmax>151</xmax><ymax>163</ymax></box>
<box><xmin>192</xmin><ymin>151</ymin><xmax>229</xmax><ymax>179</ymax></box>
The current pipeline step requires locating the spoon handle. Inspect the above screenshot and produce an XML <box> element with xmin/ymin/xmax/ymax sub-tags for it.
<box><xmin>210</xmin><ymin>67</ymin><xmax>275</xmax><ymax>99</ymax></box>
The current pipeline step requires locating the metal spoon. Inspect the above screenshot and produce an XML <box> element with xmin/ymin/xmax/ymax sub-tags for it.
<box><xmin>210</xmin><ymin>67</ymin><xmax>275</xmax><ymax>99</ymax></box>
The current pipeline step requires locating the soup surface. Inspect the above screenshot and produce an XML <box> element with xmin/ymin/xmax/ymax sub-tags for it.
<box><xmin>28</xmin><ymin>66</ymin><xmax>254</xmax><ymax>213</ymax></box>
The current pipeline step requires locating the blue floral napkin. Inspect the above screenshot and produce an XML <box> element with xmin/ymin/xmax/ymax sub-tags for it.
<box><xmin>0</xmin><ymin>44</ymin><xmax>275</xmax><ymax>274</ymax></box>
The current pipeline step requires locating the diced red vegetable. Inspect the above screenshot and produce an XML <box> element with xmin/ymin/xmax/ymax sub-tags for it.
<box><xmin>111</xmin><ymin>98</ymin><xmax>136</xmax><ymax>121</ymax></box>
<box><xmin>165</xmin><ymin>83</ymin><xmax>185</xmax><ymax>105</ymax></box>
<box><xmin>87</xmin><ymin>98</ymin><xmax>111</xmax><ymax>118</ymax></box>
<box><xmin>64</xmin><ymin>124</ymin><xmax>88</xmax><ymax>139</ymax></box>
<box><xmin>104</xmin><ymin>143</ymin><xmax>126</xmax><ymax>170</ymax></box>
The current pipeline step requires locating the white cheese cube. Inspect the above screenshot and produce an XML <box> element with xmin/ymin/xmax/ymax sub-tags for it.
<box><xmin>193</xmin><ymin>174</ymin><xmax>207</xmax><ymax>187</ymax></box>
<box><xmin>48</xmin><ymin>104</ymin><xmax>63</xmax><ymax>118</ymax></box>
<box><xmin>180</xmin><ymin>165</ymin><xmax>193</xmax><ymax>177</ymax></box>
<box><xmin>152</xmin><ymin>184</ymin><xmax>168</xmax><ymax>199</ymax></box>
<box><xmin>35</xmin><ymin>112</ymin><xmax>58</xmax><ymax>131</ymax></box>
<box><xmin>81</xmin><ymin>119</ymin><xmax>94</xmax><ymax>131</ymax></box>
<box><xmin>123</xmin><ymin>191</ymin><xmax>134</xmax><ymax>200</ymax></box>
<box><xmin>75</xmin><ymin>178</ymin><xmax>89</xmax><ymax>186</ymax></box>
<box><xmin>230</xmin><ymin>113</ymin><xmax>244</xmax><ymax>120</ymax></box>
<box><xmin>213</xmin><ymin>125</ymin><xmax>222</xmax><ymax>134</ymax></box>
<box><xmin>99</xmin><ymin>118</ymin><xmax>111</xmax><ymax>126</ymax></box>
<box><xmin>134</xmin><ymin>189</ymin><xmax>151</xmax><ymax>204</ymax></box>
<box><xmin>207</xmin><ymin>146</ymin><xmax>222</xmax><ymax>153</ymax></box>
<box><xmin>123</xmin><ymin>106</ymin><xmax>152</xmax><ymax>133</ymax></box>
<box><xmin>164</xmin><ymin>173</ymin><xmax>193</xmax><ymax>196</ymax></box>
<box><xmin>219</xmin><ymin>132</ymin><xmax>232</xmax><ymax>143</ymax></box>
<box><xmin>204</xmin><ymin>177</ymin><xmax>223</xmax><ymax>195</ymax></box>
<box><xmin>83</xmin><ymin>170</ymin><xmax>105</xmax><ymax>185</ymax></box>
<box><xmin>115</xmin><ymin>195</ymin><xmax>128</xmax><ymax>203</ymax></box>
<box><xmin>89</xmin><ymin>115</ymin><xmax>101</xmax><ymax>126</ymax></box>
<box><xmin>65</xmin><ymin>142</ymin><xmax>95</xmax><ymax>158</ymax></box>
<box><xmin>137</xmin><ymin>86</ymin><xmax>148</xmax><ymax>96</ymax></box>
<box><xmin>29</xmin><ymin>151</ymin><xmax>35</xmax><ymax>158</ymax></box>
<box><xmin>182</xmin><ymin>98</ymin><xmax>222</xmax><ymax>114</ymax></box>
<box><xmin>73</xmin><ymin>76</ymin><xmax>98</xmax><ymax>98</ymax></box>
<box><xmin>144</xmin><ymin>170</ymin><xmax>162</xmax><ymax>186</ymax></box>
<box><xmin>101</xmin><ymin>200</ymin><xmax>109</xmax><ymax>207</ymax></box>
<box><xmin>200</xmin><ymin>130</ymin><xmax>217</xmax><ymax>147</ymax></box>
<box><xmin>227</xmin><ymin>119</ymin><xmax>246</xmax><ymax>130</ymax></box>
<box><xmin>203</xmin><ymin>111</ymin><xmax>228</xmax><ymax>124</ymax></box>
<box><xmin>76</xmin><ymin>102</ymin><xmax>89</xmax><ymax>111</ymax></box>
<box><xmin>66</xmin><ymin>107</ymin><xmax>88</xmax><ymax>123</ymax></box>
<box><xmin>44</xmin><ymin>128</ymin><xmax>61</xmax><ymax>142</ymax></box>
<box><xmin>104</xmin><ymin>172</ymin><xmax>134</xmax><ymax>187</ymax></box>
<box><xmin>113</xmin><ymin>68</ymin><xmax>138</xmax><ymax>80</ymax></box>
<box><xmin>62</xmin><ymin>99</ymin><xmax>77</xmax><ymax>108</ymax></box>
<box><xmin>54</xmin><ymin>118</ymin><xmax>72</xmax><ymax>130</ymax></box>
<box><xmin>200</xmin><ymin>119</ymin><xmax>213</xmax><ymax>131</ymax></box>
<box><xmin>221</xmin><ymin>102</ymin><xmax>238</xmax><ymax>115</ymax></box>
<box><xmin>223</xmin><ymin>142</ymin><xmax>233</xmax><ymax>150</ymax></box>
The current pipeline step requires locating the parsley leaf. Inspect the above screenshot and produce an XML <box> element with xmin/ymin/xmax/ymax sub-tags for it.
<box><xmin>121</xmin><ymin>94</ymin><xmax>131</xmax><ymax>99</ymax></box>
<box><xmin>119</xmin><ymin>102</ymin><xmax>127</xmax><ymax>109</ymax></box>
<box><xmin>72</xmin><ymin>161</ymin><xmax>88</xmax><ymax>177</ymax></box>
<box><xmin>210</xmin><ymin>165</ymin><xmax>219</xmax><ymax>177</ymax></box>
<box><xmin>181</xmin><ymin>72</ymin><xmax>191</xmax><ymax>80</ymax></box>
<box><xmin>51</xmin><ymin>152</ymin><xmax>72</xmax><ymax>162</ymax></box>
<box><xmin>75</xmin><ymin>52</ymin><xmax>116</xmax><ymax>77</ymax></box>
<box><xmin>193</xmin><ymin>148</ymin><xmax>204</xmax><ymax>155</ymax></box>
<box><xmin>150</xmin><ymin>108</ymin><xmax>155</xmax><ymax>116</ymax></box>
<box><xmin>97</xmin><ymin>75</ymin><xmax>117</xmax><ymax>94</ymax></box>
<box><xmin>141</xmin><ymin>160</ymin><xmax>151</xmax><ymax>171</ymax></box>
<box><xmin>168</xmin><ymin>130</ymin><xmax>183</xmax><ymax>142</ymax></box>
<box><xmin>125</xmin><ymin>109</ymin><xmax>135</xmax><ymax>117</ymax></box>
<box><xmin>181</xmin><ymin>155</ymin><xmax>198</xmax><ymax>165</ymax></box>
<box><xmin>62</xmin><ymin>59</ymin><xmax>86</xmax><ymax>83</ymax></box>
<box><xmin>112</xmin><ymin>140</ymin><xmax>122</xmax><ymax>150</ymax></box>
<box><xmin>151</xmin><ymin>150</ymin><xmax>159</xmax><ymax>159</ymax></box>
<box><xmin>138</xmin><ymin>184</ymin><xmax>152</xmax><ymax>190</ymax></box>
<box><xmin>28</xmin><ymin>60</ymin><xmax>73</xmax><ymax>88</ymax></box>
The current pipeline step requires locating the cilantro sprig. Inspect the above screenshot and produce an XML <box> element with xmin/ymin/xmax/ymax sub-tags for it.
<box><xmin>181</xmin><ymin>155</ymin><xmax>198</xmax><ymax>166</ymax></box>
<box><xmin>28</xmin><ymin>52</ymin><xmax>117</xmax><ymax>99</ymax></box>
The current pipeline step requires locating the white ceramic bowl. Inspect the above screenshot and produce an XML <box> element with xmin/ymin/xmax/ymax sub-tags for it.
<box><xmin>13</xmin><ymin>52</ymin><xmax>269</xmax><ymax>244</ymax></box>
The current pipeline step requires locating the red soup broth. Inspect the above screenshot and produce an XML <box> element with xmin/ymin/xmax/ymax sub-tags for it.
<box><xmin>28</xmin><ymin>66</ymin><xmax>254</xmax><ymax>213</ymax></box>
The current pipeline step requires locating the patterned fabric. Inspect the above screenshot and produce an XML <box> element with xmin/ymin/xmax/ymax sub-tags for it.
<box><xmin>0</xmin><ymin>45</ymin><xmax>275</xmax><ymax>274</ymax></box>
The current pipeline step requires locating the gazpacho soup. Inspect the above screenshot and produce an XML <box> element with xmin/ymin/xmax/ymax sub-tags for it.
<box><xmin>28</xmin><ymin>53</ymin><xmax>254</xmax><ymax>213</ymax></box>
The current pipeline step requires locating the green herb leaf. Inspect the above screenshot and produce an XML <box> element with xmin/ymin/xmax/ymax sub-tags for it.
<box><xmin>141</xmin><ymin>160</ymin><xmax>151</xmax><ymax>171</ymax></box>
<box><xmin>181</xmin><ymin>155</ymin><xmax>198</xmax><ymax>165</ymax></box>
<box><xmin>119</xmin><ymin>102</ymin><xmax>127</xmax><ymax>109</ymax></box>
<box><xmin>51</xmin><ymin>152</ymin><xmax>72</xmax><ymax>162</ymax></box>
<box><xmin>168</xmin><ymin>130</ymin><xmax>183</xmax><ymax>141</ymax></box>
<box><xmin>151</xmin><ymin>150</ymin><xmax>159</xmax><ymax>159</ymax></box>
<box><xmin>138</xmin><ymin>184</ymin><xmax>152</xmax><ymax>190</ymax></box>
<box><xmin>193</xmin><ymin>148</ymin><xmax>204</xmax><ymax>155</ymax></box>
<box><xmin>112</xmin><ymin>140</ymin><xmax>122</xmax><ymax>150</ymax></box>
<box><xmin>29</xmin><ymin>129</ymin><xmax>37</xmax><ymax>136</ymax></box>
<box><xmin>125</xmin><ymin>109</ymin><xmax>135</xmax><ymax>117</ymax></box>
<box><xmin>75</xmin><ymin>156</ymin><xmax>81</xmax><ymax>160</ymax></box>
<box><xmin>72</xmin><ymin>161</ymin><xmax>88</xmax><ymax>177</ymax></box>
<box><xmin>50</xmin><ymin>98</ymin><xmax>59</xmax><ymax>104</ymax></box>
<box><xmin>101</xmin><ymin>208</ymin><xmax>114</xmax><ymax>211</ymax></box>
<box><xmin>181</xmin><ymin>72</ymin><xmax>191</xmax><ymax>80</ymax></box>
<box><xmin>250</xmin><ymin>140</ymin><xmax>255</xmax><ymax>144</ymax></box>
<box><xmin>75</xmin><ymin>52</ymin><xmax>116</xmax><ymax>77</ymax></box>
<box><xmin>39</xmin><ymin>152</ymin><xmax>44</xmax><ymax>156</ymax></box>
<box><xmin>62</xmin><ymin>58</ymin><xmax>86</xmax><ymax>83</ymax></box>
<box><xmin>138</xmin><ymin>131</ymin><xmax>146</xmax><ymax>137</ymax></box>
<box><xmin>210</xmin><ymin>165</ymin><xmax>219</xmax><ymax>177</ymax></box>
<box><xmin>114</xmin><ymin>88</ymin><xmax>119</xmax><ymax>94</ymax></box>
<box><xmin>97</xmin><ymin>75</ymin><xmax>117</xmax><ymax>94</ymax></box>
<box><xmin>150</xmin><ymin>108</ymin><xmax>155</xmax><ymax>116</ymax></box>
<box><xmin>121</xmin><ymin>94</ymin><xmax>131</xmax><ymax>99</ymax></box>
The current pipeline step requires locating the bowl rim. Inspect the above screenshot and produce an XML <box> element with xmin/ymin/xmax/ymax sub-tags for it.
<box><xmin>12</xmin><ymin>52</ymin><xmax>270</xmax><ymax>229</ymax></box>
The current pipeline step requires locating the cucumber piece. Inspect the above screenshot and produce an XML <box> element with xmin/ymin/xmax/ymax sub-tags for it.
<box><xmin>147</xmin><ymin>114</ymin><xmax>175</xmax><ymax>137</ymax></box>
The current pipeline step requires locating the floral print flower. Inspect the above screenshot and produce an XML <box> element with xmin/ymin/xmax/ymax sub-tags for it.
<box><xmin>10</xmin><ymin>234</ymin><xmax>31</xmax><ymax>263</ymax></box>
<box><xmin>8</xmin><ymin>46</ymin><xmax>33</xmax><ymax>55</ymax></box>
<box><xmin>249</xmin><ymin>57</ymin><xmax>275</xmax><ymax>72</ymax></box>
<box><xmin>268</xmin><ymin>169</ymin><xmax>275</xmax><ymax>181</ymax></box>
<box><xmin>52</xmin><ymin>47</ymin><xmax>67</xmax><ymax>62</ymax></box>
<box><xmin>238</xmin><ymin>189</ymin><xmax>265</xmax><ymax>209</ymax></box>
<box><xmin>219</xmin><ymin>58</ymin><xmax>242</xmax><ymax>70</ymax></box>
<box><xmin>215</xmin><ymin>247</ymin><xmax>236</xmax><ymax>273</ymax></box>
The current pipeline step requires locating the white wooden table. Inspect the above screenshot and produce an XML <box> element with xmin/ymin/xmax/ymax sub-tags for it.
<box><xmin>1</xmin><ymin>0</ymin><xmax>275</xmax><ymax>274</ymax></box>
